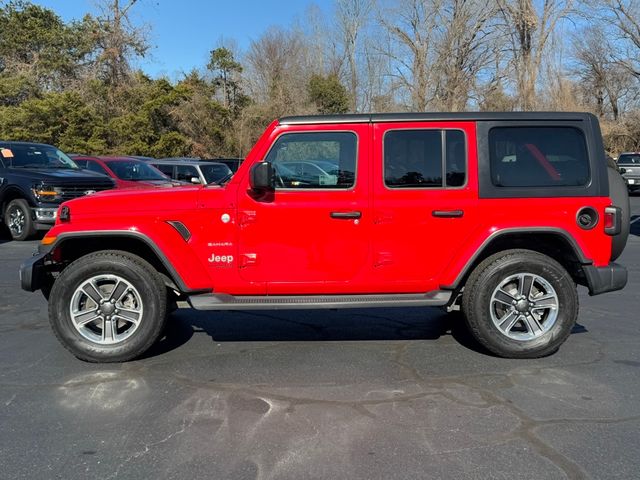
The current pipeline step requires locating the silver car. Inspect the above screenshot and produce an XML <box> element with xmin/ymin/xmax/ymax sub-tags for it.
<box><xmin>616</xmin><ymin>152</ymin><xmax>640</xmax><ymax>192</ymax></box>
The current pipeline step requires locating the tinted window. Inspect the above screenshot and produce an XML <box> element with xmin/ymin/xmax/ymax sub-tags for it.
<box><xmin>265</xmin><ymin>132</ymin><xmax>356</xmax><ymax>189</ymax></box>
<box><xmin>105</xmin><ymin>160</ymin><xmax>165</xmax><ymax>180</ymax></box>
<box><xmin>154</xmin><ymin>164</ymin><xmax>175</xmax><ymax>177</ymax></box>
<box><xmin>74</xmin><ymin>159</ymin><xmax>88</xmax><ymax>168</ymax></box>
<box><xmin>489</xmin><ymin>127</ymin><xmax>590</xmax><ymax>187</ymax></box>
<box><xmin>617</xmin><ymin>154</ymin><xmax>640</xmax><ymax>165</ymax></box>
<box><xmin>200</xmin><ymin>164</ymin><xmax>232</xmax><ymax>184</ymax></box>
<box><xmin>86</xmin><ymin>161</ymin><xmax>108</xmax><ymax>176</ymax></box>
<box><xmin>384</xmin><ymin>130</ymin><xmax>443</xmax><ymax>187</ymax></box>
<box><xmin>176</xmin><ymin>165</ymin><xmax>199</xmax><ymax>182</ymax></box>
<box><xmin>446</xmin><ymin>130</ymin><xmax>466</xmax><ymax>187</ymax></box>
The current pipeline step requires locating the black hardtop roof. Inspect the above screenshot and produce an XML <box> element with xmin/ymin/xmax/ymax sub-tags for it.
<box><xmin>279</xmin><ymin>111</ymin><xmax>597</xmax><ymax>125</ymax></box>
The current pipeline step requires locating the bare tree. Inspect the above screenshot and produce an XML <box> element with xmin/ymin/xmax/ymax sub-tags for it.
<box><xmin>336</xmin><ymin>0</ymin><xmax>374</xmax><ymax>112</ymax></box>
<box><xmin>497</xmin><ymin>0</ymin><xmax>573</xmax><ymax>110</ymax></box>
<box><xmin>593</xmin><ymin>0</ymin><xmax>640</xmax><ymax>79</ymax></box>
<box><xmin>93</xmin><ymin>0</ymin><xmax>149</xmax><ymax>86</ymax></box>
<box><xmin>432</xmin><ymin>0</ymin><xmax>500</xmax><ymax>111</ymax></box>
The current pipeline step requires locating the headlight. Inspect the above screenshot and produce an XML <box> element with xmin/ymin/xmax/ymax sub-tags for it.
<box><xmin>32</xmin><ymin>185</ymin><xmax>63</xmax><ymax>202</ymax></box>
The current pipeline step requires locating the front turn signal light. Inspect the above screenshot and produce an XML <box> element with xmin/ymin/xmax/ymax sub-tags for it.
<box><xmin>41</xmin><ymin>235</ymin><xmax>57</xmax><ymax>246</ymax></box>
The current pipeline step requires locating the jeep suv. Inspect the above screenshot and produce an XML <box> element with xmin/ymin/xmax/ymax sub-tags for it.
<box><xmin>1</xmin><ymin>142</ymin><xmax>115</xmax><ymax>240</ymax></box>
<box><xmin>20</xmin><ymin>113</ymin><xmax>630</xmax><ymax>362</ymax></box>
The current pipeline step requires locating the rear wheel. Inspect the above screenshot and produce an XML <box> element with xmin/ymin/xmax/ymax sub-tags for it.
<box><xmin>48</xmin><ymin>250</ymin><xmax>167</xmax><ymax>362</ymax></box>
<box><xmin>462</xmin><ymin>249</ymin><xmax>578</xmax><ymax>358</ymax></box>
<box><xmin>4</xmin><ymin>199</ymin><xmax>36</xmax><ymax>241</ymax></box>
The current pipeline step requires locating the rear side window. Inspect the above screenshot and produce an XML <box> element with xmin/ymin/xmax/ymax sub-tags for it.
<box><xmin>265</xmin><ymin>132</ymin><xmax>357</xmax><ymax>189</ymax></box>
<box><xmin>384</xmin><ymin>130</ymin><xmax>466</xmax><ymax>188</ymax></box>
<box><xmin>489</xmin><ymin>127</ymin><xmax>590</xmax><ymax>187</ymax></box>
<box><xmin>154</xmin><ymin>164</ymin><xmax>174</xmax><ymax>177</ymax></box>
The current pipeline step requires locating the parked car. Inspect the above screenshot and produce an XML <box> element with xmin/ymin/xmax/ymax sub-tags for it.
<box><xmin>210</xmin><ymin>157</ymin><xmax>243</xmax><ymax>173</ymax></box>
<box><xmin>150</xmin><ymin>159</ymin><xmax>232</xmax><ymax>185</ymax></box>
<box><xmin>616</xmin><ymin>152</ymin><xmax>640</xmax><ymax>193</ymax></box>
<box><xmin>72</xmin><ymin>156</ymin><xmax>177</xmax><ymax>189</ymax></box>
<box><xmin>0</xmin><ymin>142</ymin><xmax>115</xmax><ymax>241</ymax></box>
<box><xmin>21</xmin><ymin>112</ymin><xmax>629</xmax><ymax>362</ymax></box>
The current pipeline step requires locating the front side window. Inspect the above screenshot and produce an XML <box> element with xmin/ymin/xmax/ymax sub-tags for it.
<box><xmin>200</xmin><ymin>164</ymin><xmax>232</xmax><ymax>184</ymax></box>
<box><xmin>105</xmin><ymin>160</ymin><xmax>166</xmax><ymax>180</ymax></box>
<box><xmin>265</xmin><ymin>132</ymin><xmax>357</xmax><ymax>189</ymax></box>
<box><xmin>489</xmin><ymin>127</ymin><xmax>590</xmax><ymax>187</ymax></box>
<box><xmin>176</xmin><ymin>165</ymin><xmax>199</xmax><ymax>182</ymax></box>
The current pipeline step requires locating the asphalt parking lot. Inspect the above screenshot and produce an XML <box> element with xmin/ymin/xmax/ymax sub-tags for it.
<box><xmin>1</xmin><ymin>198</ymin><xmax>639</xmax><ymax>480</ymax></box>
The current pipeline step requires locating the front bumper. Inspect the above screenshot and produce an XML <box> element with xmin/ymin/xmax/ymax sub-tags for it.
<box><xmin>583</xmin><ymin>263</ymin><xmax>628</xmax><ymax>296</ymax></box>
<box><xmin>19</xmin><ymin>252</ymin><xmax>47</xmax><ymax>292</ymax></box>
<box><xmin>622</xmin><ymin>176</ymin><xmax>640</xmax><ymax>188</ymax></box>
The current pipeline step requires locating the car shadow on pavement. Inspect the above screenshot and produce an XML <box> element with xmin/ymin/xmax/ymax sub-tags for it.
<box><xmin>142</xmin><ymin>308</ymin><xmax>589</xmax><ymax>360</ymax></box>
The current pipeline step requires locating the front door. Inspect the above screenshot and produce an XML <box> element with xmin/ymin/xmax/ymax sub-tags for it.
<box><xmin>237</xmin><ymin>125</ymin><xmax>372</xmax><ymax>294</ymax></box>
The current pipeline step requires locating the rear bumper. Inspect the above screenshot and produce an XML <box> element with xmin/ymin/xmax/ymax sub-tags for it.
<box><xmin>19</xmin><ymin>252</ymin><xmax>47</xmax><ymax>292</ymax></box>
<box><xmin>583</xmin><ymin>263</ymin><xmax>627</xmax><ymax>296</ymax></box>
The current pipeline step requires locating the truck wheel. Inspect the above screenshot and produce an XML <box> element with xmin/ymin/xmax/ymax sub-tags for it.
<box><xmin>4</xmin><ymin>199</ymin><xmax>36</xmax><ymax>241</ymax></box>
<box><xmin>462</xmin><ymin>249</ymin><xmax>578</xmax><ymax>358</ymax></box>
<box><xmin>48</xmin><ymin>251</ymin><xmax>167</xmax><ymax>362</ymax></box>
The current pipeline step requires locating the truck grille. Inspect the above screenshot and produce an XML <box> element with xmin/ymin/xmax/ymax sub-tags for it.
<box><xmin>45</xmin><ymin>184</ymin><xmax>113</xmax><ymax>201</ymax></box>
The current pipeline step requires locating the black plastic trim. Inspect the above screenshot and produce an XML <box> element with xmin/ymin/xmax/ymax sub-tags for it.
<box><xmin>166</xmin><ymin>220</ymin><xmax>191</xmax><ymax>241</ymax></box>
<box><xmin>604</xmin><ymin>206</ymin><xmax>622</xmax><ymax>236</ymax></box>
<box><xmin>188</xmin><ymin>291</ymin><xmax>452</xmax><ymax>310</ymax></box>
<box><xmin>19</xmin><ymin>252</ymin><xmax>46</xmax><ymax>292</ymax></box>
<box><xmin>583</xmin><ymin>263</ymin><xmax>627</xmax><ymax>295</ymax></box>
<box><xmin>279</xmin><ymin>112</ymin><xmax>595</xmax><ymax>125</ymax></box>
<box><xmin>36</xmin><ymin>230</ymin><xmax>204</xmax><ymax>294</ymax></box>
<box><xmin>442</xmin><ymin>227</ymin><xmax>591</xmax><ymax>290</ymax></box>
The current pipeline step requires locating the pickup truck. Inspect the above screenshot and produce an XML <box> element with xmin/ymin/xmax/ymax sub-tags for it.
<box><xmin>1</xmin><ymin>142</ymin><xmax>115</xmax><ymax>240</ymax></box>
<box><xmin>20</xmin><ymin>112</ymin><xmax>630</xmax><ymax>362</ymax></box>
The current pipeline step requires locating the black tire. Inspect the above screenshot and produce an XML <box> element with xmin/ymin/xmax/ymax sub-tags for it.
<box><xmin>4</xmin><ymin>199</ymin><xmax>36</xmax><ymax>241</ymax></box>
<box><xmin>48</xmin><ymin>250</ymin><xmax>167</xmax><ymax>362</ymax></box>
<box><xmin>462</xmin><ymin>249</ymin><xmax>578</xmax><ymax>359</ymax></box>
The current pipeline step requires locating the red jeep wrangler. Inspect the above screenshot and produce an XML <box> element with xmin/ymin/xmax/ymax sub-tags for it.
<box><xmin>20</xmin><ymin>113</ymin><xmax>630</xmax><ymax>362</ymax></box>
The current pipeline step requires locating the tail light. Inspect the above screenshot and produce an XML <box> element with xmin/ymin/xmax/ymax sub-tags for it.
<box><xmin>604</xmin><ymin>206</ymin><xmax>621</xmax><ymax>236</ymax></box>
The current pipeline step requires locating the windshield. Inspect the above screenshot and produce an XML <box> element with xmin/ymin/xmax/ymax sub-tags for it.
<box><xmin>0</xmin><ymin>144</ymin><xmax>79</xmax><ymax>169</ymax></box>
<box><xmin>617</xmin><ymin>154</ymin><xmax>640</xmax><ymax>165</ymax></box>
<box><xmin>105</xmin><ymin>160</ymin><xmax>168</xmax><ymax>181</ymax></box>
<box><xmin>200</xmin><ymin>164</ymin><xmax>232</xmax><ymax>184</ymax></box>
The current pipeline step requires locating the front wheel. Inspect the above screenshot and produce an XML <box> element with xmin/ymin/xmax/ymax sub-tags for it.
<box><xmin>48</xmin><ymin>251</ymin><xmax>167</xmax><ymax>362</ymax></box>
<box><xmin>4</xmin><ymin>199</ymin><xmax>36</xmax><ymax>241</ymax></box>
<box><xmin>462</xmin><ymin>249</ymin><xmax>578</xmax><ymax>358</ymax></box>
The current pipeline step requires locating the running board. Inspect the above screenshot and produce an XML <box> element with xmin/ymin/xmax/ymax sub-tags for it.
<box><xmin>187</xmin><ymin>291</ymin><xmax>451</xmax><ymax>311</ymax></box>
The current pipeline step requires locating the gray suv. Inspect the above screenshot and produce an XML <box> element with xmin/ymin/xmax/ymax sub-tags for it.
<box><xmin>616</xmin><ymin>152</ymin><xmax>640</xmax><ymax>192</ymax></box>
<box><xmin>149</xmin><ymin>159</ymin><xmax>232</xmax><ymax>185</ymax></box>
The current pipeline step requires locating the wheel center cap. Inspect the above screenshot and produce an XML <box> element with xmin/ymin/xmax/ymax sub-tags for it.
<box><xmin>516</xmin><ymin>299</ymin><xmax>530</xmax><ymax>312</ymax></box>
<box><xmin>101</xmin><ymin>303</ymin><xmax>115</xmax><ymax>315</ymax></box>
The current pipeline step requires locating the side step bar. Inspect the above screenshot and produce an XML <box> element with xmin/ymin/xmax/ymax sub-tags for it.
<box><xmin>187</xmin><ymin>291</ymin><xmax>452</xmax><ymax>311</ymax></box>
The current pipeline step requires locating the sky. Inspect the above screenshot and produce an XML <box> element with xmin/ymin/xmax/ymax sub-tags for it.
<box><xmin>33</xmin><ymin>0</ymin><xmax>328</xmax><ymax>79</ymax></box>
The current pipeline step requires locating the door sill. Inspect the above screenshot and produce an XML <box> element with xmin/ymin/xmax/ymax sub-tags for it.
<box><xmin>187</xmin><ymin>291</ymin><xmax>452</xmax><ymax>311</ymax></box>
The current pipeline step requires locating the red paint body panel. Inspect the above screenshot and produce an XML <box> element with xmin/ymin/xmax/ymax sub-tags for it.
<box><xmin>47</xmin><ymin>118</ymin><xmax>617</xmax><ymax>296</ymax></box>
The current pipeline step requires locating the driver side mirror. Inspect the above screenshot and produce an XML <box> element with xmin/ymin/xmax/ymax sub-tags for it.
<box><xmin>249</xmin><ymin>161</ymin><xmax>275</xmax><ymax>191</ymax></box>
<box><xmin>190</xmin><ymin>176</ymin><xmax>201</xmax><ymax>184</ymax></box>
<box><xmin>619</xmin><ymin>167</ymin><xmax>626</xmax><ymax>174</ymax></box>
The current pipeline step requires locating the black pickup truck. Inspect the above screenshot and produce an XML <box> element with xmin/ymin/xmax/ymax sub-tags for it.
<box><xmin>1</xmin><ymin>141</ymin><xmax>115</xmax><ymax>240</ymax></box>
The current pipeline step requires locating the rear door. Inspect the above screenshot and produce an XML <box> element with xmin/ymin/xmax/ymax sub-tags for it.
<box><xmin>371</xmin><ymin>122</ymin><xmax>479</xmax><ymax>292</ymax></box>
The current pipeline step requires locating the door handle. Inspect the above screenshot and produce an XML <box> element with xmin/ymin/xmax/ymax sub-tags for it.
<box><xmin>330</xmin><ymin>211</ymin><xmax>362</xmax><ymax>219</ymax></box>
<box><xmin>432</xmin><ymin>210</ymin><xmax>464</xmax><ymax>218</ymax></box>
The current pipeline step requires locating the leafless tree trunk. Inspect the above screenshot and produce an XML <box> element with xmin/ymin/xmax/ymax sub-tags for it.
<box><xmin>497</xmin><ymin>0</ymin><xmax>573</xmax><ymax>110</ymax></box>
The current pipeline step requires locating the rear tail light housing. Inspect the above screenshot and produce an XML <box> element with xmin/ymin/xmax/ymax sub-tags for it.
<box><xmin>604</xmin><ymin>206</ymin><xmax>621</xmax><ymax>236</ymax></box>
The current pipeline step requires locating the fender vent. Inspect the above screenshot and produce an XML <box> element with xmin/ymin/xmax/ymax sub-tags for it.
<box><xmin>167</xmin><ymin>221</ymin><xmax>191</xmax><ymax>241</ymax></box>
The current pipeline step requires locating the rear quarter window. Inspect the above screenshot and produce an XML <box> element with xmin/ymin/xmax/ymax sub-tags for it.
<box><xmin>489</xmin><ymin>127</ymin><xmax>590</xmax><ymax>187</ymax></box>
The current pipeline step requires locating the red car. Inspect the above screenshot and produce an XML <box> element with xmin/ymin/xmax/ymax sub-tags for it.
<box><xmin>72</xmin><ymin>156</ymin><xmax>176</xmax><ymax>189</ymax></box>
<box><xmin>22</xmin><ymin>112</ymin><xmax>630</xmax><ymax>362</ymax></box>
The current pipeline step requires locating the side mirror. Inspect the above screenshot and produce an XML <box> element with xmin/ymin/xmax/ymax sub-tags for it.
<box><xmin>190</xmin><ymin>176</ymin><xmax>201</xmax><ymax>184</ymax></box>
<box><xmin>619</xmin><ymin>167</ymin><xmax>626</xmax><ymax>174</ymax></box>
<box><xmin>249</xmin><ymin>161</ymin><xmax>275</xmax><ymax>191</ymax></box>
